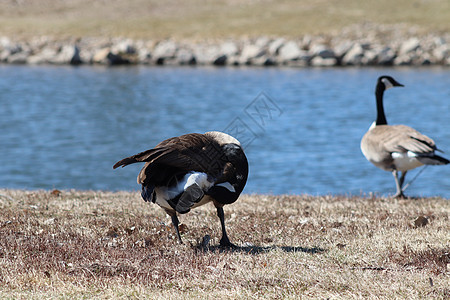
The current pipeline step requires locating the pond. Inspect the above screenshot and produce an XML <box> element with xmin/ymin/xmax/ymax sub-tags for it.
<box><xmin>0</xmin><ymin>65</ymin><xmax>449</xmax><ymax>198</ymax></box>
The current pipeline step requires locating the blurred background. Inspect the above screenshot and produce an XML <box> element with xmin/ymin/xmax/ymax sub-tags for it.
<box><xmin>1</xmin><ymin>0</ymin><xmax>449</xmax><ymax>197</ymax></box>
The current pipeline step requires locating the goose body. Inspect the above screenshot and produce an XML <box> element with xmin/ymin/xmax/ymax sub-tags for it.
<box><xmin>114</xmin><ymin>131</ymin><xmax>248</xmax><ymax>247</ymax></box>
<box><xmin>361</xmin><ymin>76</ymin><xmax>449</xmax><ymax>198</ymax></box>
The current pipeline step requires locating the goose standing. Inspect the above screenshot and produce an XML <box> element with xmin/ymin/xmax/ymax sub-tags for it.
<box><xmin>360</xmin><ymin>76</ymin><xmax>449</xmax><ymax>198</ymax></box>
<box><xmin>114</xmin><ymin>131</ymin><xmax>248</xmax><ymax>247</ymax></box>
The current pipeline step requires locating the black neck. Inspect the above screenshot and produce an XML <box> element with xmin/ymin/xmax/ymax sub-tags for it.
<box><xmin>375</xmin><ymin>84</ymin><xmax>387</xmax><ymax>125</ymax></box>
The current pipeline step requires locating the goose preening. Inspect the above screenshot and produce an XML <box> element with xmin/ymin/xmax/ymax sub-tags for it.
<box><xmin>360</xmin><ymin>75</ymin><xmax>449</xmax><ymax>198</ymax></box>
<box><xmin>113</xmin><ymin>131</ymin><xmax>248</xmax><ymax>247</ymax></box>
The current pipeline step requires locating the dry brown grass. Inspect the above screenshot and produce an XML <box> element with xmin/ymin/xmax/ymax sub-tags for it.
<box><xmin>0</xmin><ymin>0</ymin><xmax>449</xmax><ymax>39</ymax></box>
<box><xmin>0</xmin><ymin>189</ymin><xmax>448</xmax><ymax>299</ymax></box>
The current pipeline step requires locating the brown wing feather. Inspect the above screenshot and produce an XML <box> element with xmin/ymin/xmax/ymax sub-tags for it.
<box><xmin>381</xmin><ymin>125</ymin><xmax>436</xmax><ymax>154</ymax></box>
<box><xmin>113</xmin><ymin>134</ymin><xmax>207</xmax><ymax>169</ymax></box>
<box><xmin>361</xmin><ymin>124</ymin><xmax>438</xmax><ymax>170</ymax></box>
<box><xmin>114</xmin><ymin>133</ymin><xmax>227</xmax><ymax>185</ymax></box>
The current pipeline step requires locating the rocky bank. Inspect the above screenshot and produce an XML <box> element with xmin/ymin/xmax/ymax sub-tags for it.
<box><xmin>1</xmin><ymin>24</ymin><xmax>449</xmax><ymax>67</ymax></box>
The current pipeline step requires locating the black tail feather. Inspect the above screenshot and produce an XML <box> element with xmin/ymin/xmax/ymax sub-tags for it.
<box><xmin>417</xmin><ymin>154</ymin><xmax>449</xmax><ymax>165</ymax></box>
<box><xmin>141</xmin><ymin>185</ymin><xmax>155</xmax><ymax>203</ymax></box>
<box><xmin>113</xmin><ymin>148</ymin><xmax>168</xmax><ymax>169</ymax></box>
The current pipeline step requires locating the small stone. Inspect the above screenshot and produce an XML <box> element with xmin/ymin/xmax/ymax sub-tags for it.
<box><xmin>336</xmin><ymin>243</ymin><xmax>346</xmax><ymax>249</ymax></box>
<box><xmin>414</xmin><ymin>216</ymin><xmax>428</xmax><ymax>227</ymax></box>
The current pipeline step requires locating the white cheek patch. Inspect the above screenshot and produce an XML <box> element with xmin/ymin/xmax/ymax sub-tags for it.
<box><xmin>381</xmin><ymin>78</ymin><xmax>394</xmax><ymax>90</ymax></box>
<box><xmin>215</xmin><ymin>182</ymin><xmax>236</xmax><ymax>193</ymax></box>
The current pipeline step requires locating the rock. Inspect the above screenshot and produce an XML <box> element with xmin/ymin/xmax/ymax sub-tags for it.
<box><xmin>393</xmin><ymin>53</ymin><xmax>414</xmax><ymax>66</ymax></box>
<box><xmin>414</xmin><ymin>216</ymin><xmax>428</xmax><ymax>227</ymax></box>
<box><xmin>1</xmin><ymin>41</ymin><xmax>28</xmax><ymax>63</ymax></box>
<box><xmin>248</xmin><ymin>55</ymin><xmax>274</xmax><ymax>66</ymax></box>
<box><xmin>310</xmin><ymin>56</ymin><xmax>338</xmax><ymax>67</ymax></box>
<box><xmin>310</xmin><ymin>44</ymin><xmax>335</xmax><ymax>59</ymax></box>
<box><xmin>376</xmin><ymin>46</ymin><xmax>396</xmax><ymax>65</ymax></box>
<box><xmin>54</xmin><ymin>45</ymin><xmax>82</xmax><ymax>65</ymax></box>
<box><xmin>399</xmin><ymin>38</ymin><xmax>420</xmax><ymax>55</ymax></box>
<box><xmin>284</xmin><ymin>59</ymin><xmax>308</xmax><ymax>67</ymax></box>
<box><xmin>0</xmin><ymin>28</ymin><xmax>448</xmax><ymax>67</ymax></box>
<box><xmin>92</xmin><ymin>48</ymin><xmax>111</xmax><ymax>64</ymax></box>
<box><xmin>333</xmin><ymin>40</ymin><xmax>354</xmax><ymax>58</ymax></box>
<box><xmin>254</xmin><ymin>36</ymin><xmax>270</xmax><ymax>48</ymax></box>
<box><xmin>92</xmin><ymin>47</ymin><xmax>129</xmax><ymax>65</ymax></box>
<box><xmin>134</xmin><ymin>40</ymin><xmax>153</xmax><ymax>64</ymax></box>
<box><xmin>192</xmin><ymin>44</ymin><xmax>221</xmax><ymax>64</ymax></box>
<box><xmin>226</xmin><ymin>55</ymin><xmax>241</xmax><ymax>66</ymax></box>
<box><xmin>7</xmin><ymin>52</ymin><xmax>29</xmax><ymax>64</ymax></box>
<box><xmin>0</xmin><ymin>50</ymin><xmax>9</xmax><ymax>62</ymax></box>
<box><xmin>220</xmin><ymin>41</ymin><xmax>239</xmax><ymax>56</ymax></box>
<box><xmin>152</xmin><ymin>40</ymin><xmax>177</xmax><ymax>59</ymax></box>
<box><xmin>213</xmin><ymin>54</ymin><xmax>227</xmax><ymax>66</ymax></box>
<box><xmin>278</xmin><ymin>40</ymin><xmax>302</xmax><ymax>60</ymax></box>
<box><xmin>432</xmin><ymin>44</ymin><xmax>449</xmax><ymax>62</ymax></box>
<box><xmin>0</xmin><ymin>36</ymin><xmax>12</xmax><ymax>48</ymax></box>
<box><xmin>137</xmin><ymin>48</ymin><xmax>151</xmax><ymax>64</ymax></box>
<box><xmin>176</xmin><ymin>48</ymin><xmax>196</xmax><ymax>65</ymax></box>
<box><xmin>268</xmin><ymin>38</ymin><xmax>285</xmax><ymax>55</ymax></box>
<box><xmin>361</xmin><ymin>49</ymin><xmax>379</xmax><ymax>65</ymax></box>
<box><xmin>417</xmin><ymin>52</ymin><xmax>433</xmax><ymax>65</ymax></box>
<box><xmin>341</xmin><ymin>43</ymin><xmax>365</xmax><ymax>65</ymax></box>
<box><xmin>263</xmin><ymin>57</ymin><xmax>277</xmax><ymax>66</ymax></box>
<box><xmin>111</xmin><ymin>39</ymin><xmax>136</xmax><ymax>54</ymax></box>
<box><xmin>106</xmin><ymin>52</ymin><xmax>130</xmax><ymax>65</ymax></box>
<box><xmin>301</xmin><ymin>35</ymin><xmax>313</xmax><ymax>50</ymax></box>
<box><xmin>27</xmin><ymin>47</ymin><xmax>58</xmax><ymax>64</ymax></box>
<box><xmin>240</xmin><ymin>43</ymin><xmax>265</xmax><ymax>62</ymax></box>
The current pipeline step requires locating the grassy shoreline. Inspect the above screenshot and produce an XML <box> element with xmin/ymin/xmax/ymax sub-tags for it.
<box><xmin>0</xmin><ymin>0</ymin><xmax>449</xmax><ymax>40</ymax></box>
<box><xmin>0</xmin><ymin>189</ymin><xmax>448</xmax><ymax>298</ymax></box>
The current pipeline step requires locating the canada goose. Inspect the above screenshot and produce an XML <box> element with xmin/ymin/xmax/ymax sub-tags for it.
<box><xmin>361</xmin><ymin>75</ymin><xmax>449</xmax><ymax>198</ymax></box>
<box><xmin>113</xmin><ymin>131</ymin><xmax>248</xmax><ymax>247</ymax></box>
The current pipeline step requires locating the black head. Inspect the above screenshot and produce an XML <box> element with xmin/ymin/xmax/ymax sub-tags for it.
<box><xmin>209</xmin><ymin>143</ymin><xmax>248</xmax><ymax>202</ymax></box>
<box><xmin>377</xmin><ymin>75</ymin><xmax>404</xmax><ymax>91</ymax></box>
<box><xmin>222</xmin><ymin>143</ymin><xmax>243</xmax><ymax>159</ymax></box>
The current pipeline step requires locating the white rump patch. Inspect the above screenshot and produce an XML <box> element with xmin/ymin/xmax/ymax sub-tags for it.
<box><xmin>391</xmin><ymin>151</ymin><xmax>423</xmax><ymax>172</ymax></box>
<box><xmin>215</xmin><ymin>182</ymin><xmax>236</xmax><ymax>193</ymax></box>
<box><xmin>184</xmin><ymin>172</ymin><xmax>212</xmax><ymax>190</ymax></box>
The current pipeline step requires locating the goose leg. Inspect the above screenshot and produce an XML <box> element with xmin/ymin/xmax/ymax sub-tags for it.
<box><xmin>392</xmin><ymin>170</ymin><xmax>406</xmax><ymax>199</ymax></box>
<box><xmin>170</xmin><ymin>214</ymin><xmax>183</xmax><ymax>244</ymax></box>
<box><xmin>399</xmin><ymin>171</ymin><xmax>407</xmax><ymax>190</ymax></box>
<box><xmin>216</xmin><ymin>206</ymin><xmax>236</xmax><ymax>248</ymax></box>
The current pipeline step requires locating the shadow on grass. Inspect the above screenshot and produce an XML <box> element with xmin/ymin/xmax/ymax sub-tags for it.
<box><xmin>195</xmin><ymin>244</ymin><xmax>326</xmax><ymax>255</ymax></box>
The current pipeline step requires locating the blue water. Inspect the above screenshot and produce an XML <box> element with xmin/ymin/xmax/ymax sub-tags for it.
<box><xmin>0</xmin><ymin>65</ymin><xmax>449</xmax><ymax>198</ymax></box>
